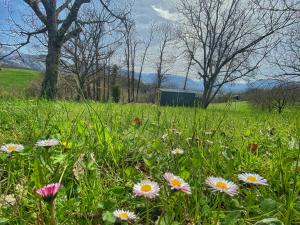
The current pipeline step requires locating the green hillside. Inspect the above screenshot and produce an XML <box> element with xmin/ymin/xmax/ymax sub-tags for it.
<box><xmin>0</xmin><ymin>67</ymin><xmax>40</xmax><ymax>96</ymax></box>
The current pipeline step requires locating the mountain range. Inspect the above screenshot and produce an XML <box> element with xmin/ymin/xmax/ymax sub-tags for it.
<box><xmin>0</xmin><ymin>47</ymin><xmax>276</xmax><ymax>93</ymax></box>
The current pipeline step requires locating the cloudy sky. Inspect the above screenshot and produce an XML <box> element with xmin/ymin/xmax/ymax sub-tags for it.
<box><xmin>0</xmin><ymin>0</ymin><xmax>187</xmax><ymax>75</ymax></box>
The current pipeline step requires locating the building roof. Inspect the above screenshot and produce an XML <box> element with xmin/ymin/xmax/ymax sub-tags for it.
<box><xmin>159</xmin><ymin>88</ymin><xmax>200</xmax><ymax>94</ymax></box>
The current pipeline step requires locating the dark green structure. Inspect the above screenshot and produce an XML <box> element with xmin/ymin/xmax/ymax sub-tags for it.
<box><xmin>159</xmin><ymin>88</ymin><xmax>200</xmax><ymax>106</ymax></box>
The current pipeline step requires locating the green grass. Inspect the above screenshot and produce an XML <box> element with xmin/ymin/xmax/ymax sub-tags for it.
<box><xmin>0</xmin><ymin>67</ymin><xmax>40</xmax><ymax>95</ymax></box>
<box><xmin>0</xmin><ymin>100</ymin><xmax>299</xmax><ymax>225</ymax></box>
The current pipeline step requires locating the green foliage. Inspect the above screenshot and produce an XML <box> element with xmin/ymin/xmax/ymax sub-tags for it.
<box><xmin>0</xmin><ymin>100</ymin><xmax>299</xmax><ymax>224</ymax></box>
<box><xmin>111</xmin><ymin>85</ymin><xmax>120</xmax><ymax>103</ymax></box>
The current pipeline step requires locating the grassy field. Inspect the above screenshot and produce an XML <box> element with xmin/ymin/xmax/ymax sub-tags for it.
<box><xmin>0</xmin><ymin>99</ymin><xmax>299</xmax><ymax>225</ymax></box>
<box><xmin>0</xmin><ymin>67</ymin><xmax>40</xmax><ymax>96</ymax></box>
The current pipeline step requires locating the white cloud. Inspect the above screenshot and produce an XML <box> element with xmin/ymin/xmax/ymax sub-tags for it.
<box><xmin>151</xmin><ymin>5</ymin><xmax>178</xmax><ymax>22</ymax></box>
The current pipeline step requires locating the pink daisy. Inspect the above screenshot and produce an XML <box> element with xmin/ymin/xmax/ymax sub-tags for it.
<box><xmin>163</xmin><ymin>172</ymin><xmax>191</xmax><ymax>194</ymax></box>
<box><xmin>36</xmin><ymin>183</ymin><xmax>63</xmax><ymax>202</ymax></box>
<box><xmin>133</xmin><ymin>180</ymin><xmax>160</xmax><ymax>199</ymax></box>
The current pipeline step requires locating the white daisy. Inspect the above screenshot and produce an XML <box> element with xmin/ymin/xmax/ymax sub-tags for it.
<box><xmin>163</xmin><ymin>172</ymin><xmax>191</xmax><ymax>194</ymax></box>
<box><xmin>171</xmin><ymin>148</ymin><xmax>184</xmax><ymax>155</ymax></box>
<box><xmin>113</xmin><ymin>209</ymin><xmax>137</xmax><ymax>221</ymax></box>
<box><xmin>206</xmin><ymin>177</ymin><xmax>238</xmax><ymax>196</ymax></box>
<box><xmin>238</xmin><ymin>173</ymin><xmax>268</xmax><ymax>186</ymax></box>
<box><xmin>36</xmin><ymin>139</ymin><xmax>59</xmax><ymax>147</ymax></box>
<box><xmin>133</xmin><ymin>180</ymin><xmax>160</xmax><ymax>199</ymax></box>
<box><xmin>0</xmin><ymin>144</ymin><xmax>24</xmax><ymax>153</ymax></box>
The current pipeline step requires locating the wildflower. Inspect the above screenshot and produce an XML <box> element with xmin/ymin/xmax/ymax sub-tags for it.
<box><xmin>171</xmin><ymin>148</ymin><xmax>184</xmax><ymax>155</ymax></box>
<box><xmin>36</xmin><ymin>139</ymin><xmax>59</xmax><ymax>147</ymax></box>
<box><xmin>36</xmin><ymin>183</ymin><xmax>63</xmax><ymax>202</ymax></box>
<box><xmin>238</xmin><ymin>173</ymin><xmax>268</xmax><ymax>186</ymax></box>
<box><xmin>62</xmin><ymin>141</ymin><xmax>72</xmax><ymax>149</ymax></box>
<box><xmin>205</xmin><ymin>177</ymin><xmax>238</xmax><ymax>196</ymax></box>
<box><xmin>0</xmin><ymin>144</ymin><xmax>24</xmax><ymax>153</ymax></box>
<box><xmin>113</xmin><ymin>209</ymin><xmax>137</xmax><ymax>221</ymax></box>
<box><xmin>163</xmin><ymin>172</ymin><xmax>191</xmax><ymax>194</ymax></box>
<box><xmin>133</xmin><ymin>180</ymin><xmax>160</xmax><ymax>199</ymax></box>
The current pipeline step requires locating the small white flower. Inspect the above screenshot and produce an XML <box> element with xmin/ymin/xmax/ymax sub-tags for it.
<box><xmin>162</xmin><ymin>133</ymin><xmax>168</xmax><ymax>140</ymax></box>
<box><xmin>0</xmin><ymin>144</ymin><xmax>24</xmax><ymax>153</ymax></box>
<box><xmin>238</xmin><ymin>173</ymin><xmax>268</xmax><ymax>186</ymax></box>
<box><xmin>0</xmin><ymin>194</ymin><xmax>16</xmax><ymax>206</ymax></box>
<box><xmin>206</xmin><ymin>177</ymin><xmax>238</xmax><ymax>196</ymax></box>
<box><xmin>113</xmin><ymin>209</ymin><xmax>137</xmax><ymax>221</ymax></box>
<box><xmin>163</xmin><ymin>172</ymin><xmax>191</xmax><ymax>194</ymax></box>
<box><xmin>36</xmin><ymin>139</ymin><xmax>59</xmax><ymax>147</ymax></box>
<box><xmin>133</xmin><ymin>180</ymin><xmax>160</xmax><ymax>199</ymax></box>
<box><xmin>171</xmin><ymin>148</ymin><xmax>184</xmax><ymax>155</ymax></box>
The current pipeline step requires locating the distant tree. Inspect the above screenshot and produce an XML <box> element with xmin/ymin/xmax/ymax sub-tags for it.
<box><xmin>111</xmin><ymin>85</ymin><xmax>121</xmax><ymax>103</ymax></box>
<box><xmin>178</xmin><ymin>0</ymin><xmax>296</xmax><ymax>108</ymax></box>
<box><xmin>154</xmin><ymin>23</ymin><xmax>176</xmax><ymax>89</ymax></box>
<box><xmin>245</xmin><ymin>81</ymin><xmax>300</xmax><ymax>113</ymax></box>
<box><xmin>61</xmin><ymin>8</ymin><xmax>120</xmax><ymax>100</ymax></box>
<box><xmin>121</xmin><ymin>17</ymin><xmax>136</xmax><ymax>102</ymax></box>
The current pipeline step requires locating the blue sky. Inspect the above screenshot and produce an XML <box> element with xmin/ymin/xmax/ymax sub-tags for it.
<box><xmin>0</xmin><ymin>0</ymin><xmax>185</xmax><ymax>74</ymax></box>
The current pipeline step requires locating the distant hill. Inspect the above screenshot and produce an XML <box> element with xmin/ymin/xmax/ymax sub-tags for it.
<box><xmin>0</xmin><ymin>47</ymin><xmax>278</xmax><ymax>93</ymax></box>
<box><xmin>0</xmin><ymin>67</ymin><xmax>40</xmax><ymax>96</ymax></box>
<box><xmin>0</xmin><ymin>47</ymin><xmax>45</xmax><ymax>71</ymax></box>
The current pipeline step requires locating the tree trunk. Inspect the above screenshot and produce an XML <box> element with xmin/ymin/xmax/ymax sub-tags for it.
<box><xmin>41</xmin><ymin>41</ymin><xmax>60</xmax><ymax>99</ymax></box>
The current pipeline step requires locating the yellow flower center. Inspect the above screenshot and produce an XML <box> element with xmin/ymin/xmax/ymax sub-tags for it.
<box><xmin>119</xmin><ymin>212</ymin><xmax>129</xmax><ymax>220</ymax></box>
<box><xmin>140</xmin><ymin>184</ymin><xmax>152</xmax><ymax>192</ymax></box>
<box><xmin>170</xmin><ymin>178</ymin><xmax>182</xmax><ymax>187</ymax></box>
<box><xmin>246</xmin><ymin>176</ymin><xmax>257</xmax><ymax>182</ymax></box>
<box><xmin>215</xmin><ymin>181</ymin><xmax>228</xmax><ymax>190</ymax></box>
<box><xmin>7</xmin><ymin>146</ymin><xmax>17</xmax><ymax>151</ymax></box>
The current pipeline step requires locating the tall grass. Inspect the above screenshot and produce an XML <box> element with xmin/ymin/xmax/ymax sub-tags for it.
<box><xmin>0</xmin><ymin>99</ymin><xmax>299</xmax><ymax>224</ymax></box>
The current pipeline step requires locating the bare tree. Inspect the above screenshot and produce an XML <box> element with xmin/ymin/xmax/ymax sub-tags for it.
<box><xmin>272</xmin><ymin>23</ymin><xmax>300</xmax><ymax>79</ymax></box>
<box><xmin>178</xmin><ymin>0</ymin><xmax>296</xmax><ymax>108</ymax></box>
<box><xmin>246</xmin><ymin>81</ymin><xmax>300</xmax><ymax>113</ymax></box>
<box><xmin>136</xmin><ymin>24</ymin><xmax>154</xmax><ymax>102</ymax></box>
<box><xmin>61</xmin><ymin>7</ymin><xmax>121</xmax><ymax>100</ymax></box>
<box><xmin>122</xmin><ymin>17</ymin><xmax>135</xmax><ymax>102</ymax></box>
<box><xmin>154</xmin><ymin>23</ymin><xmax>176</xmax><ymax>89</ymax></box>
<box><xmin>0</xmin><ymin>0</ymin><xmax>127</xmax><ymax>99</ymax></box>
<box><xmin>252</xmin><ymin>0</ymin><xmax>300</xmax><ymax>12</ymax></box>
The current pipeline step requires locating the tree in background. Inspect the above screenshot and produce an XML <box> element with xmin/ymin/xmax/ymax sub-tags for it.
<box><xmin>245</xmin><ymin>81</ymin><xmax>300</xmax><ymax>113</ymax></box>
<box><xmin>178</xmin><ymin>0</ymin><xmax>297</xmax><ymax>108</ymax></box>
<box><xmin>110</xmin><ymin>64</ymin><xmax>120</xmax><ymax>102</ymax></box>
<box><xmin>61</xmin><ymin>7</ymin><xmax>121</xmax><ymax>100</ymax></box>
<box><xmin>154</xmin><ymin>23</ymin><xmax>176</xmax><ymax>90</ymax></box>
<box><xmin>135</xmin><ymin>24</ymin><xmax>154</xmax><ymax>102</ymax></box>
<box><xmin>0</xmin><ymin>0</ymin><xmax>127</xmax><ymax>99</ymax></box>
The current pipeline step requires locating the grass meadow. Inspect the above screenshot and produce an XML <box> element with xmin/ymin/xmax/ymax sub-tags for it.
<box><xmin>0</xmin><ymin>68</ymin><xmax>40</xmax><ymax>96</ymax></box>
<box><xmin>0</xmin><ymin>99</ymin><xmax>299</xmax><ymax>225</ymax></box>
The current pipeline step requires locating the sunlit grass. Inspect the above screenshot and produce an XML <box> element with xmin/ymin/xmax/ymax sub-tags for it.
<box><xmin>0</xmin><ymin>67</ymin><xmax>40</xmax><ymax>96</ymax></box>
<box><xmin>0</xmin><ymin>99</ymin><xmax>299</xmax><ymax>224</ymax></box>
